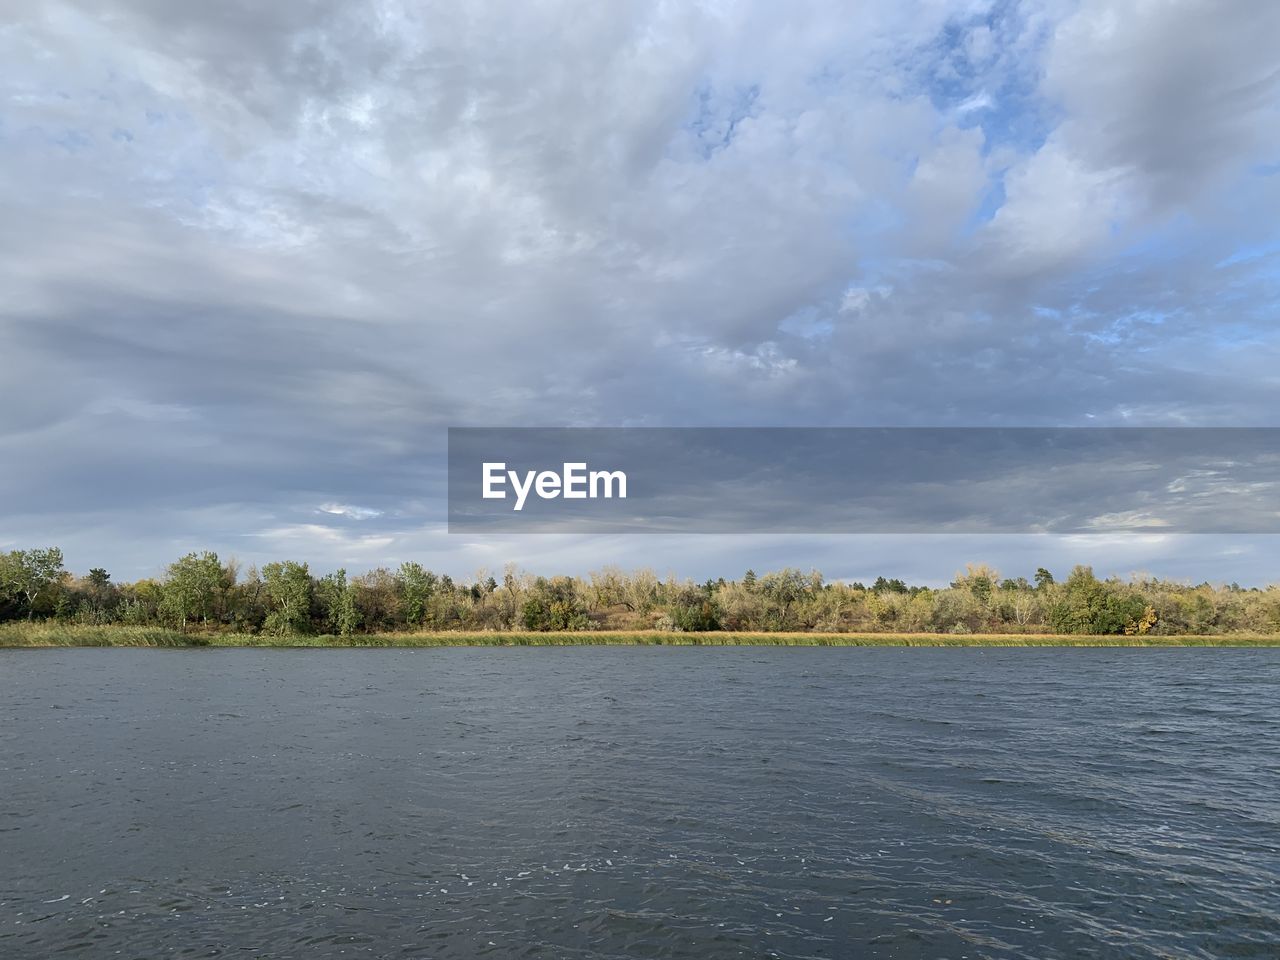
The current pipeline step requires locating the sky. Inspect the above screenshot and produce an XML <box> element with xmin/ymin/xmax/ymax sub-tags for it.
<box><xmin>2</xmin><ymin>0</ymin><xmax>1279</xmax><ymax>586</ymax></box>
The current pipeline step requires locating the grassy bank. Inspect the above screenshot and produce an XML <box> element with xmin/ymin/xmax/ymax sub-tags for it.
<box><xmin>3</xmin><ymin>623</ymin><xmax>1280</xmax><ymax>648</ymax></box>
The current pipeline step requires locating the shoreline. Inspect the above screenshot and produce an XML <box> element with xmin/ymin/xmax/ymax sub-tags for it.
<box><xmin>3</xmin><ymin>626</ymin><xmax>1280</xmax><ymax>648</ymax></box>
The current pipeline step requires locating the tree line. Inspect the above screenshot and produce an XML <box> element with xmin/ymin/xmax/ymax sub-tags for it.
<box><xmin>2</xmin><ymin>548</ymin><xmax>1279</xmax><ymax>636</ymax></box>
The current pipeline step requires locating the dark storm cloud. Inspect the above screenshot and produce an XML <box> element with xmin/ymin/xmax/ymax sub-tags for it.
<box><xmin>1</xmin><ymin>0</ymin><xmax>1279</xmax><ymax>579</ymax></box>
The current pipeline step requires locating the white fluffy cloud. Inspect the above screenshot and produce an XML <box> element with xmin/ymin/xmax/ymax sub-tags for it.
<box><xmin>2</xmin><ymin>0</ymin><xmax>1278</xmax><ymax>579</ymax></box>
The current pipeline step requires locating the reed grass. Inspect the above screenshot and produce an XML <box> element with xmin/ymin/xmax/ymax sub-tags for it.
<box><xmin>3</xmin><ymin>624</ymin><xmax>1279</xmax><ymax>648</ymax></box>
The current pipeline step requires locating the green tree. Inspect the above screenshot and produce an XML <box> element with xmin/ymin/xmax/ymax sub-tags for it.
<box><xmin>316</xmin><ymin>569</ymin><xmax>358</xmax><ymax>636</ymax></box>
<box><xmin>952</xmin><ymin>563</ymin><xmax>999</xmax><ymax>604</ymax></box>
<box><xmin>521</xmin><ymin>577</ymin><xmax>589</xmax><ymax>631</ymax></box>
<box><xmin>262</xmin><ymin>561</ymin><xmax>313</xmax><ymax>635</ymax></box>
<box><xmin>667</xmin><ymin>583</ymin><xmax>721</xmax><ymax>631</ymax></box>
<box><xmin>1034</xmin><ymin>567</ymin><xmax>1055</xmax><ymax>589</ymax></box>
<box><xmin>0</xmin><ymin>547</ymin><xmax>66</xmax><ymax>620</ymax></box>
<box><xmin>872</xmin><ymin>576</ymin><xmax>908</xmax><ymax>594</ymax></box>
<box><xmin>80</xmin><ymin>567</ymin><xmax>118</xmax><ymax>624</ymax></box>
<box><xmin>1048</xmin><ymin>566</ymin><xmax>1145</xmax><ymax>634</ymax></box>
<box><xmin>759</xmin><ymin>569</ymin><xmax>810</xmax><ymax>628</ymax></box>
<box><xmin>397</xmin><ymin>562</ymin><xmax>437</xmax><ymax>627</ymax></box>
<box><xmin>162</xmin><ymin>551</ymin><xmax>223</xmax><ymax>630</ymax></box>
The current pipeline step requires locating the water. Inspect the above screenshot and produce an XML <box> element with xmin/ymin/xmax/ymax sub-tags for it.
<box><xmin>1</xmin><ymin>648</ymin><xmax>1277</xmax><ymax>959</ymax></box>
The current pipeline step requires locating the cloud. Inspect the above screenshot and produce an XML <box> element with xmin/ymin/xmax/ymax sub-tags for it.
<box><xmin>1</xmin><ymin>0</ymin><xmax>1278</xmax><ymax>580</ymax></box>
<box><xmin>1042</xmin><ymin>0</ymin><xmax>1280</xmax><ymax>210</ymax></box>
<box><xmin>318</xmin><ymin>503</ymin><xmax>384</xmax><ymax>520</ymax></box>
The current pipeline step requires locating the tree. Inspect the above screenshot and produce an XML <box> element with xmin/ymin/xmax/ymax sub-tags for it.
<box><xmin>588</xmin><ymin>566</ymin><xmax>629</xmax><ymax>610</ymax></box>
<box><xmin>397</xmin><ymin>562</ymin><xmax>437</xmax><ymax>627</ymax></box>
<box><xmin>952</xmin><ymin>563</ymin><xmax>999</xmax><ymax>604</ymax></box>
<box><xmin>354</xmin><ymin>568</ymin><xmax>402</xmax><ymax>630</ymax></box>
<box><xmin>262</xmin><ymin>561</ymin><xmax>313</xmax><ymax>635</ymax></box>
<box><xmin>667</xmin><ymin>582</ymin><xmax>721</xmax><ymax>631</ymax></box>
<box><xmin>1</xmin><ymin>548</ymin><xmax>66</xmax><ymax>620</ymax></box>
<box><xmin>162</xmin><ymin>551</ymin><xmax>224</xmax><ymax>630</ymax></box>
<box><xmin>623</xmin><ymin>568</ymin><xmax>660</xmax><ymax>614</ymax></box>
<box><xmin>316</xmin><ymin>569</ymin><xmax>358</xmax><ymax>637</ymax></box>
<box><xmin>759</xmin><ymin>568</ymin><xmax>809</xmax><ymax>628</ymax></box>
<box><xmin>872</xmin><ymin>576</ymin><xmax>908</xmax><ymax>594</ymax></box>
<box><xmin>521</xmin><ymin>577</ymin><xmax>589</xmax><ymax>631</ymax></box>
<box><xmin>79</xmin><ymin>567</ymin><xmax>118</xmax><ymax>624</ymax></box>
<box><xmin>1048</xmin><ymin>566</ymin><xmax>1145</xmax><ymax>635</ymax></box>
<box><xmin>230</xmin><ymin>565</ymin><xmax>268</xmax><ymax>631</ymax></box>
<box><xmin>1034</xmin><ymin>567</ymin><xmax>1055</xmax><ymax>590</ymax></box>
<box><xmin>1009</xmin><ymin>589</ymin><xmax>1041</xmax><ymax>629</ymax></box>
<box><xmin>1124</xmin><ymin>605</ymin><xmax>1159</xmax><ymax>636</ymax></box>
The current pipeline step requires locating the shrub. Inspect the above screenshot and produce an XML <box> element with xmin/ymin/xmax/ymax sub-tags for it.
<box><xmin>1048</xmin><ymin>566</ymin><xmax>1147</xmax><ymax>634</ymax></box>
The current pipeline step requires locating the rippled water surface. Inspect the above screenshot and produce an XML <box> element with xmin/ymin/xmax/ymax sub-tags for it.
<box><xmin>2</xmin><ymin>648</ymin><xmax>1278</xmax><ymax>958</ymax></box>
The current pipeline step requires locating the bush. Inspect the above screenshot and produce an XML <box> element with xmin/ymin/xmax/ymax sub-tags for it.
<box><xmin>520</xmin><ymin>577</ymin><xmax>590</xmax><ymax>631</ymax></box>
<box><xmin>1048</xmin><ymin>566</ymin><xmax>1147</xmax><ymax>634</ymax></box>
<box><xmin>666</xmin><ymin>585</ymin><xmax>720</xmax><ymax>631</ymax></box>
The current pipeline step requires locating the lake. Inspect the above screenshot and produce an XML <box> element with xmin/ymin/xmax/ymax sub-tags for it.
<box><xmin>2</xmin><ymin>648</ymin><xmax>1277</xmax><ymax>958</ymax></box>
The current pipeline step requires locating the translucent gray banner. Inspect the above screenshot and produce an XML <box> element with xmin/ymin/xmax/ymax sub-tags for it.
<box><xmin>447</xmin><ymin>428</ymin><xmax>1280</xmax><ymax>533</ymax></box>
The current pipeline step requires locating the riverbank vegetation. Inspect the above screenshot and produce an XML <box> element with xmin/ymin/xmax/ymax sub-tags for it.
<box><xmin>3</xmin><ymin>547</ymin><xmax>1280</xmax><ymax>641</ymax></box>
<box><xmin>3</xmin><ymin>624</ymin><xmax>1278</xmax><ymax>648</ymax></box>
